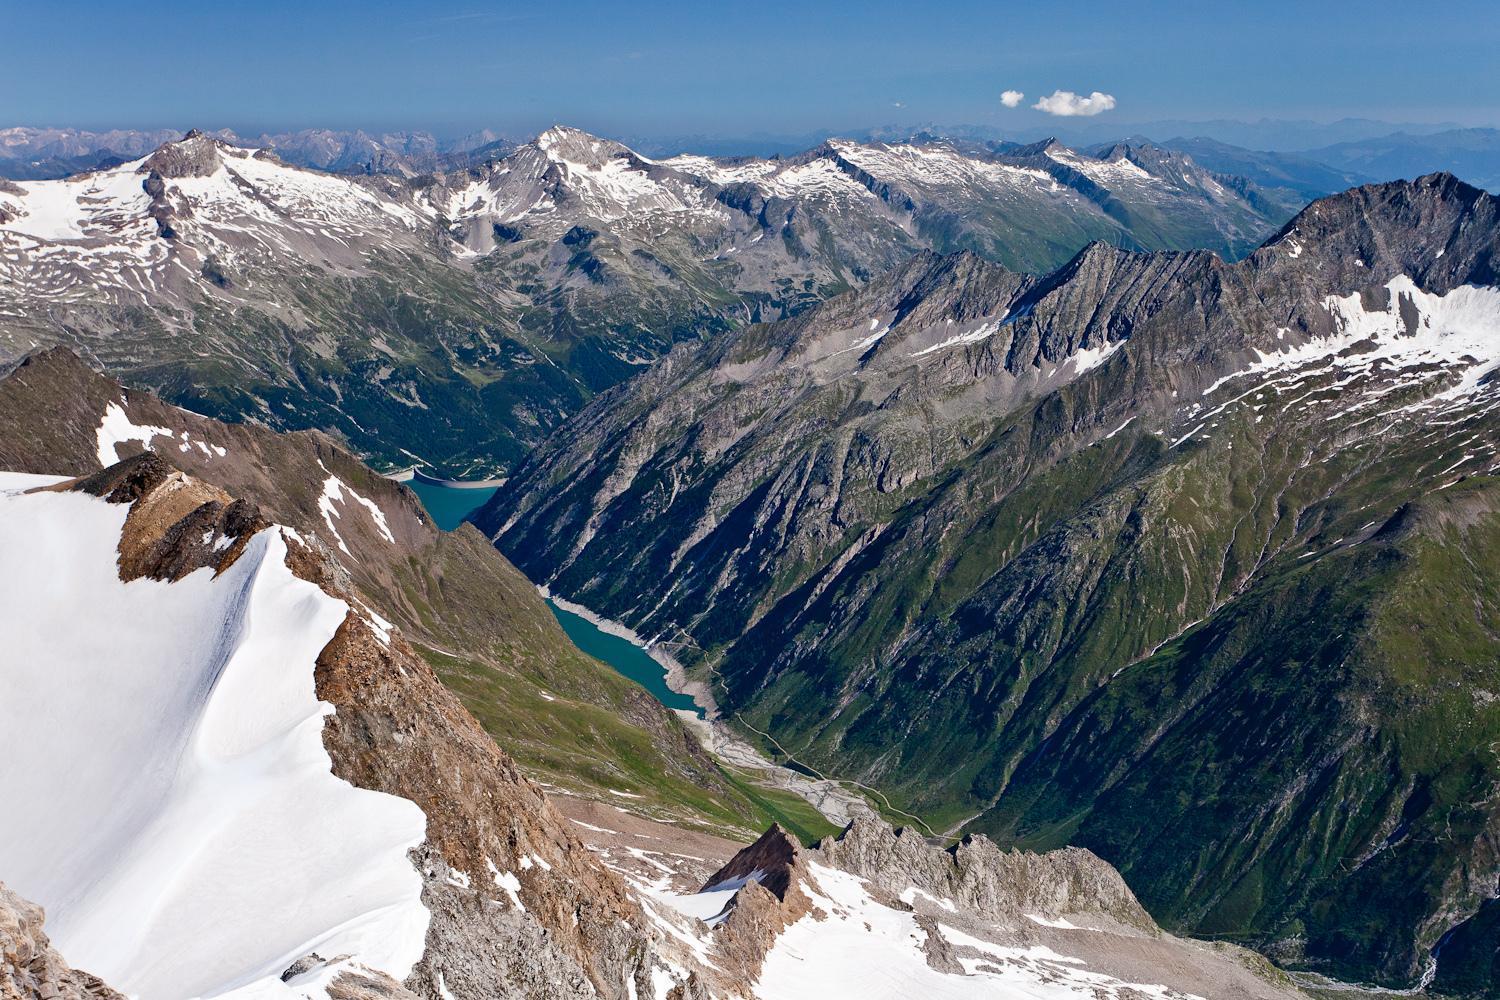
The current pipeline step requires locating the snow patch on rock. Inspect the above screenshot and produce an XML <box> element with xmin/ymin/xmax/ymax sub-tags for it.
<box><xmin>317</xmin><ymin>467</ymin><xmax>395</xmax><ymax>556</ymax></box>
<box><xmin>95</xmin><ymin>401</ymin><xmax>174</xmax><ymax>467</ymax></box>
<box><xmin>1211</xmin><ymin>276</ymin><xmax>1500</xmax><ymax>405</ymax></box>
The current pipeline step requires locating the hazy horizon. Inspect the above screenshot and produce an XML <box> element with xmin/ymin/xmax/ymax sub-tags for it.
<box><xmin>2</xmin><ymin>115</ymin><xmax>1491</xmax><ymax>160</ymax></box>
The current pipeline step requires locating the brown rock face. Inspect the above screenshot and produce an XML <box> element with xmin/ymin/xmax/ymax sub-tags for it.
<box><xmin>69</xmin><ymin>452</ymin><xmax>269</xmax><ymax>582</ymax></box>
<box><xmin>0</xmin><ymin>882</ymin><xmax>122</xmax><ymax>1000</ymax></box>
<box><xmin>700</xmin><ymin>824</ymin><xmax>800</xmax><ymax>900</ymax></box>
<box><xmin>306</xmin><ymin>596</ymin><xmax>660</xmax><ymax>1000</ymax></box>
<box><xmin>709</xmin><ymin>880</ymin><xmax>814</xmax><ymax>990</ymax></box>
<box><xmin>696</xmin><ymin>825</ymin><xmax>817</xmax><ymax>989</ymax></box>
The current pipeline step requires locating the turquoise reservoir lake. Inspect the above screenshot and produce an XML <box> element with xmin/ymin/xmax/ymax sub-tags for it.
<box><xmin>407</xmin><ymin>478</ymin><xmax>703</xmax><ymax>717</ymax></box>
<box><xmin>405</xmin><ymin>478</ymin><xmax>498</xmax><ymax>531</ymax></box>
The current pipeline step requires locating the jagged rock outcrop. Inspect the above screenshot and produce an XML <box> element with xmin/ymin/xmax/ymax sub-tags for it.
<box><xmin>0</xmin><ymin>883</ymin><xmax>121</xmax><ymax>1000</ymax></box>
<box><xmin>708</xmin><ymin>817</ymin><xmax>1154</xmax><ymax>940</ymax></box>
<box><xmin>817</xmin><ymin>816</ymin><xmax>1156</xmax><ymax>933</ymax></box>
<box><xmin>137</xmin><ymin>129</ymin><xmax>223</xmax><ymax>178</ymax></box>
<box><xmin>697</xmin><ymin>826</ymin><xmax>815</xmax><ymax>985</ymax></box>
<box><xmin>702</xmin><ymin>825</ymin><xmax>802</xmax><ymax>903</ymax></box>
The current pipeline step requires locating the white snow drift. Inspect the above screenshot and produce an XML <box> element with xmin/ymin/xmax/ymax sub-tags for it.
<box><xmin>0</xmin><ymin>473</ymin><xmax>429</xmax><ymax>999</ymax></box>
<box><xmin>95</xmin><ymin>400</ymin><xmax>227</xmax><ymax>467</ymax></box>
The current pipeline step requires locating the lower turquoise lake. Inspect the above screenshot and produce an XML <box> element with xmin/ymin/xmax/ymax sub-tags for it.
<box><xmin>546</xmin><ymin>601</ymin><xmax>705</xmax><ymax>717</ymax></box>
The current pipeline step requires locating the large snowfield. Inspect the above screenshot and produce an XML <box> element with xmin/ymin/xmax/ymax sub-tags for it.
<box><xmin>0</xmin><ymin>472</ymin><xmax>430</xmax><ymax>999</ymax></box>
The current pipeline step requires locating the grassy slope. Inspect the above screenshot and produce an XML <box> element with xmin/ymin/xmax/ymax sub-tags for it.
<box><xmin>692</xmin><ymin>376</ymin><xmax>1500</xmax><ymax>984</ymax></box>
<box><xmin>425</xmin><ymin>643</ymin><xmax>835</xmax><ymax>844</ymax></box>
<box><xmin>395</xmin><ymin>524</ymin><xmax>835</xmax><ymax>844</ymax></box>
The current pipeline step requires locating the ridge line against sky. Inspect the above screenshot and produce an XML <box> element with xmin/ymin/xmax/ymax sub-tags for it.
<box><xmin>2</xmin><ymin>0</ymin><xmax>1496</xmax><ymax>139</ymax></box>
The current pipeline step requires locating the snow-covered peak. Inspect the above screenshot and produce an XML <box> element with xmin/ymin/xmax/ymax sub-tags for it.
<box><xmin>0</xmin><ymin>129</ymin><xmax>435</xmax><ymax>315</ymax></box>
<box><xmin>532</xmin><ymin>124</ymin><xmax>634</xmax><ymax>166</ymax></box>
<box><xmin>1008</xmin><ymin>137</ymin><xmax>1067</xmax><ymax>157</ymax></box>
<box><xmin>1044</xmin><ymin>143</ymin><xmax>1156</xmax><ymax>185</ymax></box>
<box><xmin>824</xmin><ymin>139</ymin><xmax>1058</xmax><ymax>193</ymax></box>
<box><xmin>455</xmin><ymin>125</ymin><xmax>714</xmax><ymax>225</ymax></box>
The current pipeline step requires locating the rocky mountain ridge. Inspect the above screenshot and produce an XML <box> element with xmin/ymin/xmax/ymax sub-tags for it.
<box><xmin>478</xmin><ymin>172</ymin><xmax>1500</xmax><ymax>990</ymax></box>
<box><xmin>0</xmin><ymin>882</ymin><xmax>120</xmax><ymax>1000</ymax></box>
<box><xmin>0</xmin><ymin>347</ymin><xmax>820</xmax><ymax>842</ymax></box>
<box><xmin>607</xmin><ymin>816</ymin><xmax>1303</xmax><ymax>999</ymax></box>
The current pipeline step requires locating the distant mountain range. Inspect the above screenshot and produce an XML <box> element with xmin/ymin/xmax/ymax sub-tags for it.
<box><xmin>997</xmin><ymin>116</ymin><xmax>1468</xmax><ymax>153</ymax></box>
<box><xmin>618</xmin><ymin>118</ymin><xmax>1469</xmax><ymax>161</ymax></box>
<box><xmin>0</xmin><ymin>126</ymin><xmax>1297</xmax><ymax>478</ymax></box>
<box><xmin>1155</xmin><ymin>129</ymin><xmax>1500</xmax><ymax>200</ymax></box>
<box><xmin>1142</xmin><ymin>137</ymin><xmax>1371</xmax><ymax>201</ymax></box>
<box><xmin>1299</xmin><ymin>127</ymin><xmax>1500</xmax><ymax>193</ymax></box>
<box><xmin>0</xmin><ymin>126</ymin><xmax>518</xmax><ymax>179</ymax></box>
<box><xmin>6</xmin><ymin>120</ymin><xmax>1496</xmax><ymax>193</ymax></box>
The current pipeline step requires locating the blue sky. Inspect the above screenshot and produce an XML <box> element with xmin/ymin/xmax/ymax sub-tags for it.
<box><xmin>4</xmin><ymin>0</ymin><xmax>1497</xmax><ymax>139</ymax></box>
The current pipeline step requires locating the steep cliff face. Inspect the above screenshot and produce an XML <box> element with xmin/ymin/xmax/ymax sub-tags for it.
<box><xmin>479</xmin><ymin>174</ymin><xmax>1500</xmax><ymax>988</ymax></box>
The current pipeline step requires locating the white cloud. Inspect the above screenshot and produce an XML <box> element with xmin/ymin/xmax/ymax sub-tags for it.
<box><xmin>1033</xmin><ymin>90</ymin><xmax>1117</xmax><ymax>117</ymax></box>
<box><xmin>1000</xmin><ymin>90</ymin><xmax>1024</xmax><ymax>108</ymax></box>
